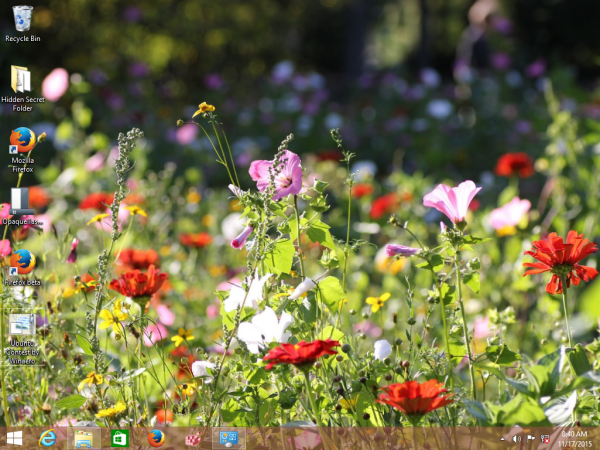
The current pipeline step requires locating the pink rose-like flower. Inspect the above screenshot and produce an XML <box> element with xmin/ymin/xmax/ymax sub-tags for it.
<box><xmin>176</xmin><ymin>125</ymin><xmax>198</xmax><ymax>145</ymax></box>
<box><xmin>42</xmin><ymin>68</ymin><xmax>69</xmax><ymax>102</ymax></box>
<box><xmin>0</xmin><ymin>204</ymin><xmax>11</xmax><ymax>220</ymax></box>
<box><xmin>249</xmin><ymin>150</ymin><xmax>303</xmax><ymax>201</ymax></box>
<box><xmin>0</xmin><ymin>240</ymin><xmax>11</xmax><ymax>258</ymax></box>
<box><xmin>423</xmin><ymin>180</ymin><xmax>481</xmax><ymax>227</ymax></box>
<box><xmin>231</xmin><ymin>225</ymin><xmax>254</xmax><ymax>249</ymax></box>
<box><xmin>489</xmin><ymin>197</ymin><xmax>531</xmax><ymax>232</ymax></box>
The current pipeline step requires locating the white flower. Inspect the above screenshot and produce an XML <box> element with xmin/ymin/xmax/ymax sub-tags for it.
<box><xmin>373</xmin><ymin>340</ymin><xmax>393</xmax><ymax>361</ymax></box>
<box><xmin>191</xmin><ymin>360</ymin><xmax>216</xmax><ymax>384</ymax></box>
<box><xmin>289</xmin><ymin>278</ymin><xmax>316</xmax><ymax>300</ymax></box>
<box><xmin>223</xmin><ymin>272</ymin><xmax>273</xmax><ymax>313</ymax></box>
<box><xmin>221</xmin><ymin>212</ymin><xmax>245</xmax><ymax>242</ymax></box>
<box><xmin>237</xmin><ymin>307</ymin><xmax>294</xmax><ymax>354</ymax></box>
<box><xmin>426</xmin><ymin>99</ymin><xmax>453</xmax><ymax>119</ymax></box>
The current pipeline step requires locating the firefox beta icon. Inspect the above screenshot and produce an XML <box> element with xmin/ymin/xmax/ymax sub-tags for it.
<box><xmin>10</xmin><ymin>249</ymin><xmax>36</xmax><ymax>275</ymax></box>
<box><xmin>10</xmin><ymin>127</ymin><xmax>36</xmax><ymax>153</ymax></box>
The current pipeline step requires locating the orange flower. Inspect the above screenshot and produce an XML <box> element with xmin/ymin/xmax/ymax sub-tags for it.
<box><xmin>109</xmin><ymin>265</ymin><xmax>168</xmax><ymax>299</ymax></box>
<box><xmin>179</xmin><ymin>232</ymin><xmax>213</xmax><ymax>248</ymax></box>
<box><xmin>523</xmin><ymin>231</ymin><xmax>598</xmax><ymax>294</ymax></box>
<box><xmin>79</xmin><ymin>192</ymin><xmax>114</xmax><ymax>211</ymax></box>
<box><xmin>376</xmin><ymin>380</ymin><xmax>453</xmax><ymax>423</ymax></box>
<box><xmin>28</xmin><ymin>186</ymin><xmax>51</xmax><ymax>208</ymax></box>
<box><xmin>118</xmin><ymin>249</ymin><xmax>160</xmax><ymax>270</ymax></box>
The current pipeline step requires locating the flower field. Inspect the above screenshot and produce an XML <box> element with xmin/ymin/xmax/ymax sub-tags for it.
<box><xmin>2</xmin><ymin>63</ymin><xmax>600</xmax><ymax>434</ymax></box>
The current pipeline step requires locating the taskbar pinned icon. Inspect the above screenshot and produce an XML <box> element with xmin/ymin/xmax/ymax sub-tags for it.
<box><xmin>212</xmin><ymin>428</ymin><xmax>246</xmax><ymax>449</ymax></box>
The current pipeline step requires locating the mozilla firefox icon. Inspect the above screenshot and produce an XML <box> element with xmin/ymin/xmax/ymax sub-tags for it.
<box><xmin>10</xmin><ymin>127</ymin><xmax>36</xmax><ymax>153</ymax></box>
<box><xmin>9</xmin><ymin>249</ymin><xmax>36</xmax><ymax>274</ymax></box>
<box><xmin>147</xmin><ymin>429</ymin><xmax>165</xmax><ymax>447</ymax></box>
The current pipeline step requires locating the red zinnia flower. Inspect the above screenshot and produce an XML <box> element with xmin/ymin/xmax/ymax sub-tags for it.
<box><xmin>118</xmin><ymin>248</ymin><xmax>160</xmax><ymax>270</ymax></box>
<box><xmin>180</xmin><ymin>232</ymin><xmax>213</xmax><ymax>248</ymax></box>
<box><xmin>109</xmin><ymin>265</ymin><xmax>168</xmax><ymax>299</ymax></box>
<box><xmin>28</xmin><ymin>186</ymin><xmax>51</xmax><ymax>208</ymax></box>
<box><xmin>523</xmin><ymin>231</ymin><xmax>598</xmax><ymax>294</ymax></box>
<box><xmin>79</xmin><ymin>192</ymin><xmax>114</xmax><ymax>211</ymax></box>
<box><xmin>495</xmin><ymin>152</ymin><xmax>535</xmax><ymax>178</ymax></box>
<box><xmin>370</xmin><ymin>193</ymin><xmax>399</xmax><ymax>220</ymax></box>
<box><xmin>376</xmin><ymin>380</ymin><xmax>453</xmax><ymax>422</ymax></box>
<box><xmin>263</xmin><ymin>339</ymin><xmax>339</xmax><ymax>370</ymax></box>
<box><xmin>352</xmin><ymin>183</ymin><xmax>374</xmax><ymax>199</ymax></box>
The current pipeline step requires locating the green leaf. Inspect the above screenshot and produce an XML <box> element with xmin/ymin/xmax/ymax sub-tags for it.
<box><xmin>220</xmin><ymin>303</ymin><xmax>256</xmax><ymax>331</ymax></box>
<box><xmin>463</xmin><ymin>272</ymin><xmax>480</xmax><ymax>294</ymax></box>
<box><xmin>316</xmin><ymin>277</ymin><xmax>346</xmax><ymax>313</ymax></box>
<box><xmin>568</xmin><ymin>344</ymin><xmax>592</xmax><ymax>376</ymax></box>
<box><xmin>485</xmin><ymin>345</ymin><xmax>521</xmax><ymax>366</ymax></box>
<box><xmin>440</xmin><ymin>284</ymin><xmax>457</xmax><ymax>306</ymax></box>
<box><xmin>310</xmin><ymin>195</ymin><xmax>330</xmax><ymax>213</ymax></box>
<box><xmin>462</xmin><ymin>236</ymin><xmax>491</xmax><ymax>245</ymax></box>
<box><xmin>313</xmin><ymin>179</ymin><xmax>328</xmax><ymax>194</ymax></box>
<box><xmin>497</xmin><ymin>395</ymin><xmax>550</xmax><ymax>426</ymax></box>
<box><xmin>319</xmin><ymin>248</ymin><xmax>339</xmax><ymax>269</ymax></box>
<box><xmin>465</xmin><ymin>401</ymin><xmax>493</xmax><ymax>423</ymax></box>
<box><xmin>318</xmin><ymin>326</ymin><xmax>345</xmax><ymax>342</ymax></box>
<box><xmin>243</xmin><ymin>367</ymin><xmax>269</xmax><ymax>386</ymax></box>
<box><xmin>306</xmin><ymin>220</ymin><xmax>335</xmax><ymax>249</ymax></box>
<box><xmin>415</xmin><ymin>254</ymin><xmax>444</xmax><ymax>272</ymax></box>
<box><xmin>553</xmin><ymin>371</ymin><xmax>600</xmax><ymax>397</ymax></box>
<box><xmin>75</xmin><ymin>334</ymin><xmax>94</xmax><ymax>356</ymax></box>
<box><xmin>55</xmin><ymin>394</ymin><xmax>87</xmax><ymax>409</ymax></box>
<box><xmin>264</xmin><ymin>238</ymin><xmax>295</xmax><ymax>275</ymax></box>
<box><xmin>269</xmin><ymin>202</ymin><xmax>288</xmax><ymax>219</ymax></box>
<box><xmin>448</xmin><ymin>337</ymin><xmax>467</xmax><ymax>363</ymax></box>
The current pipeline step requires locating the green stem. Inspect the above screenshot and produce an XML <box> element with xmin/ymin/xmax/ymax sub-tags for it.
<box><xmin>293</xmin><ymin>196</ymin><xmax>305</xmax><ymax>278</ymax></box>
<box><xmin>303</xmin><ymin>371</ymin><xmax>323</xmax><ymax>427</ymax></box>
<box><xmin>560</xmin><ymin>277</ymin><xmax>573</xmax><ymax>348</ymax></box>
<box><xmin>455</xmin><ymin>251</ymin><xmax>476</xmax><ymax>401</ymax></box>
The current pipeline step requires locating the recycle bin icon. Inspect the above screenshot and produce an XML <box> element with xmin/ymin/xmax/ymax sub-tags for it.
<box><xmin>13</xmin><ymin>6</ymin><xmax>34</xmax><ymax>32</ymax></box>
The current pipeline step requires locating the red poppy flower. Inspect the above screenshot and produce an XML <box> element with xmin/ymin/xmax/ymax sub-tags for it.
<box><xmin>79</xmin><ymin>192</ymin><xmax>114</xmax><ymax>211</ymax></box>
<box><xmin>118</xmin><ymin>248</ymin><xmax>160</xmax><ymax>270</ymax></box>
<box><xmin>352</xmin><ymin>183</ymin><xmax>374</xmax><ymax>199</ymax></box>
<box><xmin>28</xmin><ymin>186</ymin><xmax>51</xmax><ymax>209</ymax></box>
<box><xmin>317</xmin><ymin>150</ymin><xmax>343</xmax><ymax>162</ymax></box>
<box><xmin>180</xmin><ymin>232</ymin><xmax>213</xmax><ymax>248</ymax></box>
<box><xmin>376</xmin><ymin>380</ymin><xmax>453</xmax><ymax>420</ymax></box>
<box><xmin>263</xmin><ymin>339</ymin><xmax>339</xmax><ymax>370</ymax></box>
<box><xmin>523</xmin><ymin>231</ymin><xmax>598</xmax><ymax>294</ymax></box>
<box><xmin>109</xmin><ymin>265</ymin><xmax>168</xmax><ymax>299</ymax></box>
<box><xmin>155</xmin><ymin>408</ymin><xmax>174</xmax><ymax>425</ymax></box>
<box><xmin>370</xmin><ymin>193</ymin><xmax>399</xmax><ymax>220</ymax></box>
<box><xmin>495</xmin><ymin>152</ymin><xmax>535</xmax><ymax>178</ymax></box>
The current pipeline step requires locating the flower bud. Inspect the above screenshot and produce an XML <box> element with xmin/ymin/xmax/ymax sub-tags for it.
<box><xmin>336</xmin><ymin>387</ymin><xmax>344</xmax><ymax>395</ymax></box>
<box><xmin>361</xmin><ymin>313</ymin><xmax>369</xmax><ymax>319</ymax></box>
<box><xmin>385</xmin><ymin>374</ymin><xmax>392</xmax><ymax>381</ymax></box>
<box><xmin>335</xmin><ymin>404</ymin><xmax>342</xmax><ymax>411</ymax></box>
<box><xmin>401</xmin><ymin>360</ymin><xmax>410</xmax><ymax>368</ymax></box>
<box><xmin>349</xmin><ymin>309</ymin><xmax>356</xmax><ymax>315</ymax></box>
<box><xmin>333</xmin><ymin>375</ymin><xmax>342</xmax><ymax>383</ymax></box>
<box><xmin>315</xmin><ymin>362</ymin><xmax>322</xmax><ymax>369</ymax></box>
<box><xmin>176</xmin><ymin>119</ymin><xmax>184</xmax><ymax>127</ymax></box>
<box><xmin>341</xmin><ymin>343</ymin><xmax>351</xmax><ymax>353</ymax></box>
<box><xmin>335</xmin><ymin>355</ymin><xmax>344</xmax><ymax>362</ymax></box>
<box><xmin>407</xmin><ymin>317</ymin><xmax>416</xmax><ymax>326</ymax></box>
<box><xmin>38</xmin><ymin>132</ymin><xmax>47</xmax><ymax>142</ymax></box>
<box><xmin>394</xmin><ymin>337</ymin><xmax>403</xmax><ymax>346</ymax></box>
<box><xmin>362</xmin><ymin>413</ymin><xmax>370</xmax><ymax>420</ymax></box>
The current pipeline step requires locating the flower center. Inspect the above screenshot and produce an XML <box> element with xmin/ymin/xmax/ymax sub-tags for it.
<box><xmin>551</xmin><ymin>264</ymin><xmax>574</xmax><ymax>277</ymax></box>
<box><xmin>277</xmin><ymin>174</ymin><xmax>292</xmax><ymax>188</ymax></box>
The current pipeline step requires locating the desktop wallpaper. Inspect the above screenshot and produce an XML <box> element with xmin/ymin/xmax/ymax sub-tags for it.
<box><xmin>1</xmin><ymin>0</ymin><xmax>600</xmax><ymax>447</ymax></box>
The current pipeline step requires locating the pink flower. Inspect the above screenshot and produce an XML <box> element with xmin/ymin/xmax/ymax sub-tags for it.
<box><xmin>35</xmin><ymin>214</ymin><xmax>53</xmax><ymax>233</ymax></box>
<box><xmin>66</xmin><ymin>238</ymin><xmax>79</xmax><ymax>263</ymax></box>
<box><xmin>489</xmin><ymin>197</ymin><xmax>531</xmax><ymax>234</ymax></box>
<box><xmin>288</xmin><ymin>431</ymin><xmax>322</xmax><ymax>450</ymax></box>
<box><xmin>423</xmin><ymin>180</ymin><xmax>481</xmax><ymax>227</ymax></box>
<box><xmin>155</xmin><ymin>304</ymin><xmax>175</xmax><ymax>326</ymax></box>
<box><xmin>249</xmin><ymin>150</ymin><xmax>303</xmax><ymax>200</ymax></box>
<box><xmin>526</xmin><ymin>59</ymin><xmax>546</xmax><ymax>78</ymax></box>
<box><xmin>143</xmin><ymin>323</ymin><xmax>168</xmax><ymax>347</ymax></box>
<box><xmin>176</xmin><ymin>125</ymin><xmax>198</xmax><ymax>145</ymax></box>
<box><xmin>0</xmin><ymin>240</ymin><xmax>11</xmax><ymax>258</ymax></box>
<box><xmin>42</xmin><ymin>68</ymin><xmax>69</xmax><ymax>102</ymax></box>
<box><xmin>385</xmin><ymin>244</ymin><xmax>420</xmax><ymax>258</ymax></box>
<box><xmin>85</xmin><ymin>152</ymin><xmax>106</xmax><ymax>172</ymax></box>
<box><xmin>0</xmin><ymin>204</ymin><xmax>11</xmax><ymax>220</ymax></box>
<box><xmin>94</xmin><ymin>205</ymin><xmax>130</xmax><ymax>232</ymax></box>
<box><xmin>474</xmin><ymin>316</ymin><xmax>492</xmax><ymax>339</ymax></box>
<box><xmin>353</xmin><ymin>321</ymin><xmax>382</xmax><ymax>338</ymax></box>
<box><xmin>231</xmin><ymin>225</ymin><xmax>254</xmax><ymax>249</ymax></box>
<box><xmin>206</xmin><ymin>303</ymin><xmax>220</xmax><ymax>319</ymax></box>
<box><xmin>440</xmin><ymin>222</ymin><xmax>447</xmax><ymax>234</ymax></box>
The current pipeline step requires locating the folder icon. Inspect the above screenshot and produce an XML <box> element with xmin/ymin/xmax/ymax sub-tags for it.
<box><xmin>11</xmin><ymin>65</ymin><xmax>31</xmax><ymax>93</ymax></box>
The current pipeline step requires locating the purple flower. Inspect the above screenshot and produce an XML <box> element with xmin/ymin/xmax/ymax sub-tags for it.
<box><xmin>66</xmin><ymin>238</ymin><xmax>79</xmax><ymax>263</ymax></box>
<box><xmin>205</xmin><ymin>74</ymin><xmax>225</xmax><ymax>90</ymax></box>
<box><xmin>385</xmin><ymin>244</ymin><xmax>420</xmax><ymax>258</ymax></box>
<box><xmin>231</xmin><ymin>225</ymin><xmax>254</xmax><ymax>249</ymax></box>
<box><xmin>491</xmin><ymin>52</ymin><xmax>512</xmax><ymax>71</ymax></box>
<box><xmin>423</xmin><ymin>180</ymin><xmax>481</xmax><ymax>227</ymax></box>
<box><xmin>249</xmin><ymin>150</ymin><xmax>303</xmax><ymax>201</ymax></box>
<box><xmin>526</xmin><ymin>59</ymin><xmax>546</xmax><ymax>78</ymax></box>
<box><xmin>128</xmin><ymin>62</ymin><xmax>149</xmax><ymax>78</ymax></box>
<box><xmin>123</xmin><ymin>6</ymin><xmax>143</xmax><ymax>22</ymax></box>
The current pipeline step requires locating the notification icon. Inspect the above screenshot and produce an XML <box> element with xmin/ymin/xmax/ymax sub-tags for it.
<box><xmin>541</xmin><ymin>435</ymin><xmax>551</xmax><ymax>444</ymax></box>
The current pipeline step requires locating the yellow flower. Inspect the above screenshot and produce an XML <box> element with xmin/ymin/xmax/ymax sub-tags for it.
<box><xmin>87</xmin><ymin>213</ymin><xmax>109</xmax><ymax>225</ymax></box>
<box><xmin>78</xmin><ymin>371</ymin><xmax>103</xmax><ymax>391</ymax></box>
<box><xmin>179</xmin><ymin>381</ymin><xmax>197</xmax><ymax>398</ymax></box>
<box><xmin>192</xmin><ymin>102</ymin><xmax>216</xmax><ymax>118</ymax></box>
<box><xmin>496</xmin><ymin>226</ymin><xmax>517</xmax><ymax>237</ymax></box>
<box><xmin>229</xmin><ymin>199</ymin><xmax>243</xmax><ymax>211</ymax></box>
<box><xmin>187</xmin><ymin>189</ymin><xmax>201</xmax><ymax>204</ymax></box>
<box><xmin>202</xmin><ymin>214</ymin><xmax>214</xmax><ymax>227</ymax></box>
<box><xmin>339</xmin><ymin>394</ymin><xmax>360</xmax><ymax>411</ymax></box>
<box><xmin>95</xmin><ymin>400</ymin><xmax>127</xmax><ymax>418</ymax></box>
<box><xmin>99</xmin><ymin>301</ymin><xmax>128</xmax><ymax>336</ymax></box>
<box><xmin>366</xmin><ymin>292</ymin><xmax>391</xmax><ymax>313</ymax></box>
<box><xmin>171</xmin><ymin>328</ymin><xmax>194</xmax><ymax>348</ymax></box>
<box><xmin>123</xmin><ymin>205</ymin><xmax>147</xmax><ymax>217</ymax></box>
<box><xmin>63</xmin><ymin>280</ymin><xmax>98</xmax><ymax>298</ymax></box>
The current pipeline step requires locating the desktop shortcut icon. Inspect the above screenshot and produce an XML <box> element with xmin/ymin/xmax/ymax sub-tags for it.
<box><xmin>9</xmin><ymin>249</ymin><xmax>36</xmax><ymax>275</ymax></box>
<box><xmin>13</xmin><ymin>6</ymin><xmax>33</xmax><ymax>32</ymax></box>
<box><xmin>10</xmin><ymin>187</ymin><xmax>35</xmax><ymax>215</ymax></box>
<box><xmin>10</xmin><ymin>127</ymin><xmax>36</xmax><ymax>153</ymax></box>
<box><xmin>11</xmin><ymin>66</ymin><xmax>32</xmax><ymax>93</ymax></box>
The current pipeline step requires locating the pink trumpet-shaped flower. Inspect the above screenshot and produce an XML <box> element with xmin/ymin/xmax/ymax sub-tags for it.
<box><xmin>66</xmin><ymin>238</ymin><xmax>79</xmax><ymax>263</ymax></box>
<box><xmin>42</xmin><ymin>68</ymin><xmax>69</xmax><ymax>102</ymax></box>
<box><xmin>385</xmin><ymin>244</ymin><xmax>420</xmax><ymax>258</ymax></box>
<box><xmin>423</xmin><ymin>180</ymin><xmax>481</xmax><ymax>228</ymax></box>
<box><xmin>231</xmin><ymin>225</ymin><xmax>254</xmax><ymax>249</ymax></box>
<box><xmin>0</xmin><ymin>204</ymin><xmax>11</xmax><ymax>220</ymax></box>
<box><xmin>249</xmin><ymin>150</ymin><xmax>303</xmax><ymax>200</ymax></box>
<box><xmin>489</xmin><ymin>197</ymin><xmax>531</xmax><ymax>233</ymax></box>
